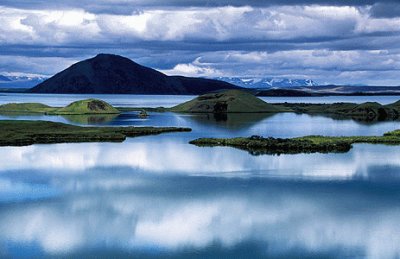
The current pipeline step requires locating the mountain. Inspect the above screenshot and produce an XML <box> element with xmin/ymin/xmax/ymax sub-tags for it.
<box><xmin>0</xmin><ymin>75</ymin><xmax>11</xmax><ymax>82</ymax></box>
<box><xmin>0</xmin><ymin>75</ymin><xmax>47</xmax><ymax>88</ymax></box>
<box><xmin>29</xmin><ymin>54</ymin><xmax>239</xmax><ymax>95</ymax></box>
<box><xmin>215</xmin><ymin>77</ymin><xmax>318</xmax><ymax>89</ymax></box>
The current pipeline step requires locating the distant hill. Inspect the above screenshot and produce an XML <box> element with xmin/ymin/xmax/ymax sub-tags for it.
<box><xmin>170</xmin><ymin>90</ymin><xmax>285</xmax><ymax>113</ymax></box>
<box><xmin>29</xmin><ymin>54</ymin><xmax>239</xmax><ymax>95</ymax></box>
<box><xmin>215</xmin><ymin>77</ymin><xmax>318</xmax><ymax>89</ymax></box>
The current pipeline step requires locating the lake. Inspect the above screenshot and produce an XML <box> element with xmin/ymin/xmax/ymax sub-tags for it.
<box><xmin>1</xmin><ymin>94</ymin><xmax>400</xmax><ymax>258</ymax></box>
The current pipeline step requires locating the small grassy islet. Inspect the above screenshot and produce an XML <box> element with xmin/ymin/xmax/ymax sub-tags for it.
<box><xmin>190</xmin><ymin>130</ymin><xmax>400</xmax><ymax>155</ymax></box>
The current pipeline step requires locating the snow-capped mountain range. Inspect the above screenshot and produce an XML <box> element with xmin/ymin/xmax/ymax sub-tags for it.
<box><xmin>0</xmin><ymin>74</ymin><xmax>47</xmax><ymax>88</ymax></box>
<box><xmin>1</xmin><ymin>73</ymin><xmax>319</xmax><ymax>90</ymax></box>
<box><xmin>215</xmin><ymin>77</ymin><xmax>318</xmax><ymax>88</ymax></box>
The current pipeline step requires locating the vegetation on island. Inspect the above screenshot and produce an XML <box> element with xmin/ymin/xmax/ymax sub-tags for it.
<box><xmin>0</xmin><ymin>103</ymin><xmax>54</xmax><ymax>114</ymax></box>
<box><xmin>0</xmin><ymin>99</ymin><xmax>120</xmax><ymax>115</ymax></box>
<box><xmin>190</xmin><ymin>130</ymin><xmax>400</xmax><ymax>155</ymax></box>
<box><xmin>52</xmin><ymin>99</ymin><xmax>120</xmax><ymax>114</ymax></box>
<box><xmin>0</xmin><ymin>120</ymin><xmax>191</xmax><ymax>146</ymax></box>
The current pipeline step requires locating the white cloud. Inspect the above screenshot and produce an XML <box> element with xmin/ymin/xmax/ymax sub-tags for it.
<box><xmin>161</xmin><ymin>58</ymin><xmax>223</xmax><ymax>77</ymax></box>
<box><xmin>0</xmin><ymin>55</ymin><xmax>80</xmax><ymax>75</ymax></box>
<box><xmin>2</xmin><ymin>5</ymin><xmax>400</xmax><ymax>45</ymax></box>
<box><xmin>0</xmin><ymin>7</ymin><xmax>100</xmax><ymax>45</ymax></box>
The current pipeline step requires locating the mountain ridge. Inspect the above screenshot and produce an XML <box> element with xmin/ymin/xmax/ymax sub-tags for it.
<box><xmin>215</xmin><ymin>77</ymin><xmax>318</xmax><ymax>89</ymax></box>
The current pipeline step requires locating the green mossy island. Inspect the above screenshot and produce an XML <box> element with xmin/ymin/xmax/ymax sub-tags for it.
<box><xmin>0</xmin><ymin>99</ymin><xmax>120</xmax><ymax>115</ymax></box>
<box><xmin>168</xmin><ymin>90</ymin><xmax>400</xmax><ymax>122</ymax></box>
<box><xmin>276</xmin><ymin>101</ymin><xmax>400</xmax><ymax>121</ymax></box>
<box><xmin>51</xmin><ymin>99</ymin><xmax>120</xmax><ymax>114</ymax></box>
<box><xmin>170</xmin><ymin>90</ymin><xmax>287</xmax><ymax>113</ymax></box>
<box><xmin>190</xmin><ymin>130</ymin><xmax>400</xmax><ymax>155</ymax></box>
<box><xmin>0</xmin><ymin>120</ymin><xmax>191</xmax><ymax>146</ymax></box>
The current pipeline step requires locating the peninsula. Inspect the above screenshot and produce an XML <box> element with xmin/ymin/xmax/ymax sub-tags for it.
<box><xmin>0</xmin><ymin>120</ymin><xmax>191</xmax><ymax>146</ymax></box>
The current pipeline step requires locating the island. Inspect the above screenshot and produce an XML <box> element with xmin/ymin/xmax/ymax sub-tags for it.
<box><xmin>167</xmin><ymin>90</ymin><xmax>400</xmax><ymax>122</ymax></box>
<box><xmin>275</xmin><ymin>101</ymin><xmax>400</xmax><ymax>121</ymax></box>
<box><xmin>170</xmin><ymin>90</ymin><xmax>285</xmax><ymax>113</ymax></box>
<box><xmin>0</xmin><ymin>99</ymin><xmax>120</xmax><ymax>115</ymax></box>
<box><xmin>0</xmin><ymin>120</ymin><xmax>191</xmax><ymax>146</ymax></box>
<box><xmin>189</xmin><ymin>130</ymin><xmax>400</xmax><ymax>155</ymax></box>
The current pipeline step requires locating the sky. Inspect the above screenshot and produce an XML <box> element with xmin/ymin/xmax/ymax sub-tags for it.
<box><xmin>0</xmin><ymin>0</ymin><xmax>400</xmax><ymax>85</ymax></box>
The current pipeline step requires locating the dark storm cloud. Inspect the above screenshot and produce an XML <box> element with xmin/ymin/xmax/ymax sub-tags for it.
<box><xmin>370</xmin><ymin>3</ymin><xmax>400</xmax><ymax>18</ymax></box>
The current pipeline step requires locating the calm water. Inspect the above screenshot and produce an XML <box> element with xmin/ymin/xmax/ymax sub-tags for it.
<box><xmin>1</xmin><ymin>93</ymin><xmax>400</xmax><ymax>106</ymax></box>
<box><xmin>1</xmin><ymin>94</ymin><xmax>400</xmax><ymax>258</ymax></box>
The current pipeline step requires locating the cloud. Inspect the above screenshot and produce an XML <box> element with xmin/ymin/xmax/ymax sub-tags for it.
<box><xmin>0</xmin><ymin>3</ymin><xmax>400</xmax><ymax>84</ymax></box>
<box><xmin>161</xmin><ymin>58</ymin><xmax>223</xmax><ymax>77</ymax></box>
<box><xmin>0</xmin><ymin>55</ymin><xmax>80</xmax><ymax>75</ymax></box>
<box><xmin>3</xmin><ymin>5</ymin><xmax>400</xmax><ymax>47</ymax></box>
<box><xmin>0</xmin><ymin>0</ymin><xmax>399</xmax><ymax>12</ymax></box>
<box><xmin>370</xmin><ymin>3</ymin><xmax>400</xmax><ymax>18</ymax></box>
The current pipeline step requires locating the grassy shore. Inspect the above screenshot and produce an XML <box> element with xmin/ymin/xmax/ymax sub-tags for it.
<box><xmin>190</xmin><ymin>130</ymin><xmax>400</xmax><ymax>155</ymax></box>
<box><xmin>0</xmin><ymin>120</ymin><xmax>191</xmax><ymax>146</ymax></box>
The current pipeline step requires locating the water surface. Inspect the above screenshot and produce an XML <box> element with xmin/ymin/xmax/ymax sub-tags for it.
<box><xmin>1</xmin><ymin>94</ymin><xmax>400</xmax><ymax>258</ymax></box>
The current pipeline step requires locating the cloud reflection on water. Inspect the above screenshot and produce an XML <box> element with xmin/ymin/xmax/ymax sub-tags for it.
<box><xmin>1</xmin><ymin>173</ymin><xmax>400</xmax><ymax>258</ymax></box>
<box><xmin>0</xmin><ymin>141</ymin><xmax>399</xmax><ymax>180</ymax></box>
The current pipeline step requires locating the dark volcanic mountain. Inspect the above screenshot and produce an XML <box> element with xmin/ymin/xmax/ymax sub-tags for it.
<box><xmin>29</xmin><ymin>54</ymin><xmax>239</xmax><ymax>95</ymax></box>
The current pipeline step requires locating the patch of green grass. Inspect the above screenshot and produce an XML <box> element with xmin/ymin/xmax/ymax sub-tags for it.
<box><xmin>0</xmin><ymin>99</ymin><xmax>120</xmax><ymax>115</ymax></box>
<box><xmin>0</xmin><ymin>120</ymin><xmax>191</xmax><ymax>146</ymax></box>
<box><xmin>0</xmin><ymin>103</ymin><xmax>57</xmax><ymax>113</ymax></box>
